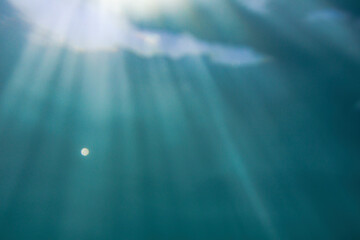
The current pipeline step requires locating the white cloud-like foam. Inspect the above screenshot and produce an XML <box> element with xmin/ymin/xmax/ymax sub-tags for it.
<box><xmin>304</xmin><ymin>8</ymin><xmax>360</xmax><ymax>58</ymax></box>
<box><xmin>237</xmin><ymin>0</ymin><xmax>269</xmax><ymax>13</ymax></box>
<box><xmin>8</xmin><ymin>0</ymin><xmax>267</xmax><ymax>66</ymax></box>
<box><xmin>306</xmin><ymin>8</ymin><xmax>347</xmax><ymax>22</ymax></box>
<box><xmin>118</xmin><ymin>31</ymin><xmax>267</xmax><ymax>66</ymax></box>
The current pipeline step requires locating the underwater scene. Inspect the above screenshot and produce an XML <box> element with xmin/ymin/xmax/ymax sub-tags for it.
<box><xmin>0</xmin><ymin>0</ymin><xmax>360</xmax><ymax>239</ymax></box>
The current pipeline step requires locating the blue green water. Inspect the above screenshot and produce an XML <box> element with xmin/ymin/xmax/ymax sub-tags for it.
<box><xmin>0</xmin><ymin>0</ymin><xmax>360</xmax><ymax>239</ymax></box>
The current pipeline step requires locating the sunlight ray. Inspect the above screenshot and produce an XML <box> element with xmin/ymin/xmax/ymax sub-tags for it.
<box><xmin>190</xmin><ymin>57</ymin><xmax>278</xmax><ymax>238</ymax></box>
<box><xmin>0</xmin><ymin>43</ymin><xmax>42</xmax><ymax>127</ymax></box>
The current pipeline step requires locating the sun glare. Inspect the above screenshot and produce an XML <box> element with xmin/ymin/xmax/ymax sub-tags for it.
<box><xmin>8</xmin><ymin>0</ymin><xmax>187</xmax><ymax>51</ymax></box>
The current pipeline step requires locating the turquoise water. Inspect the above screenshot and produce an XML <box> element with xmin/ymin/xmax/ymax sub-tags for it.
<box><xmin>1</xmin><ymin>1</ymin><xmax>360</xmax><ymax>239</ymax></box>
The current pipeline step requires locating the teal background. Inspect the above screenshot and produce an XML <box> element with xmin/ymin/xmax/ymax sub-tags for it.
<box><xmin>1</xmin><ymin>0</ymin><xmax>360</xmax><ymax>239</ymax></box>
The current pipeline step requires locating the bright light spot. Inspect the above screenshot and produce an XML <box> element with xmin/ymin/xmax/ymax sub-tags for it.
<box><xmin>81</xmin><ymin>148</ymin><xmax>90</xmax><ymax>157</ymax></box>
<box><xmin>7</xmin><ymin>0</ymin><xmax>267</xmax><ymax>66</ymax></box>
<box><xmin>8</xmin><ymin>0</ymin><xmax>187</xmax><ymax>51</ymax></box>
